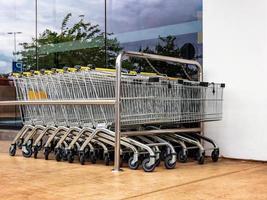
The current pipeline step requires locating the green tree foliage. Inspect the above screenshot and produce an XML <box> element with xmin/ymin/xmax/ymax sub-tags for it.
<box><xmin>128</xmin><ymin>36</ymin><xmax>197</xmax><ymax>79</ymax></box>
<box><xmin>19</xmin><ymin>13</ymin><xmax>122</xmax><ymax>70</ymax></box>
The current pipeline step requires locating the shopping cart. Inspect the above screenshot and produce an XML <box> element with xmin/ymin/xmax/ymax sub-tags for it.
<box><xmin>3</xmin><ymin>51</ymin><xmax>225</xmax><ymax>172</ymax></box>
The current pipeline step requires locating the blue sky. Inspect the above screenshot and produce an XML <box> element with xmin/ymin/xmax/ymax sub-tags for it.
<box><xmin>0</xmin><ymin>0</ymin><xmax>201</xmax><ymax>74</ymax></box>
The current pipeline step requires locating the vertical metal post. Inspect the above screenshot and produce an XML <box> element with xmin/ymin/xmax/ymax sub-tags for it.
<box><xmin>104</xmin><ymin>0</ymin><xmax>108</xmax><ymax>68</ymax></box>
<box><xmin>13</xmin><ymin>33</ymin><xmax>17</xmax><ymax>61</ymax></box>
<box><xmin>198</xmin><ymin>67</ymin><xmax>204</xmax><ymax>139</ymax></box>
<box><xmin>113</xmin><ymin>52</ymin><xmax>123</xmax><ymax>172</ymax></box>
<box><xmin>35</xmin><ymin>0</ymin><xmax>38</xmax><ymax>70</ymax></box>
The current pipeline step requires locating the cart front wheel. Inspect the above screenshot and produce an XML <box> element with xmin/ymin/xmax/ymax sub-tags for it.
<box><xmin>55</xmin><ymin>151</ymin><xmax>62</xmax><ymax>162</ymax></box>
<box><xmin>79</xmin><ymin>154</ymin><xmax>85</xmax><ymax>165</ymax></box>
<box><xmin>36</xmin><ymin>139</ymin><xmax>43</xmax><ymax>151</ymax></box>
<box><xmin>33</xmin><ymin>146</ymin><xmax>39</xmax><ymax>159</ymax></box>
<box><xmin>68</xmin><ymin>152</ymin><xmax>74</xmax><ymax>163</ymax></box>
<box><xmin>104</xmin><ymin>154</ymin><xmax>110</xmax><ymax>166</ymax></box>
<box><xmin>22</xmin><ymin>145</ymin><xmax>32</xmax><ymax>158</ymax></box>
<box><xmin>178</xmin><ymin>151</ymin><xmax>188</xmax><ymax>163</ymax></box>
<box><xmin>44</xmin><ymin>148</ymin><xmax>50</xmax><ymax>160</ymax></box>
<box><xmin>9</xmin><ymin>144</ymin><xmax>16</xmax><ymax>156</ymax></box>
<box><xmin>142</xmin><ymin>158</ymin><xmax>156</xmax><ymax>172</ymax></box>
<box><xmin>128</xmin><ymin>157</ymin><xmax>139</xmax><ymax>170</ymax></box>
<box><xmin>197</xmin><ymin>152</ymin><xmax>205</xmax><ymax>165</ymax></box>
<box><xmin>211</xmin><ymin>149</ymin><xmax>219</xmax><ymax>162</ymax></box>
<box><xmin>164</xmin><ymin>154</ymin><xmax>176</xmax><ymax>169</ymax></box>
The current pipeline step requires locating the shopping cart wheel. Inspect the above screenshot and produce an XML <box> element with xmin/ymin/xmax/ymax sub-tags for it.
<box><xmin>55</xmin><ymin>151</ymin><xmax>62</xmax><ymax>162</ymax></box>
<box><xmin>67</xmin><ymin>152</ymin><xmax>74</xmax><ymax>163</ymax></box>
<box><xmin>160</xmin><ymin>150</ymin><xmax>167</xmax><ymax>161</ymax></box>
<box><xmin>36</xmin><ymin>139</ymin><xmax>43</xmax><ymax>151</ymax></box>
<box><xmin>44</xmin><ymin>148</ymin><xmax>50</xmax><ymax>160</ymax></box>
<box><xmin>9</xmin><ymin>144</ymin><xmax>16</xmax><ymax>156</ymax></box>
<box><xmin>22</xmin><ymin>145</ymin><xmax>33</xmax><ymax>158</ymax></box>
<box><xmin>155</xmin><ymin>159</ymin><xmax>161</xmax><ymax>167</ymax></box>
<box><xmin>90</xmin><ymin>154</ymin><xmax>97</xmax><ymax>164</ymax></box>
<box><xmin>62</xmin><ymin>150</ymin><xmax>68</xmax><ymax>161</ymax></box>
<box><xmin>178</xmin><ymin>151</ymin><xmax>188</xmax><ymax>163</ymax></box>
<box><xmin>211</xmin><ymin>149</ymin><xmax>219</xmax><ymax>162</ymax></box>
<box><xmin>33</xmin><ymin>146</ymin><xmax>39</xmax><ymax>159</ymax></box>
<box><xmin>164</xmin><ymin>154</ymin><xmax>176</xmax><ymax>169</ymax></box>
<box><xmin>79</xmin><ymin>154</ymin><xmax>85</xmax><ymax>165</ymax></box>
<box><xmin>128</xmin><ymin>157</ymin><xmax>139</xmax><ymax>170</ymax></box>
<box><xmin>197</xmin><ymin>152</ymin><xmax>205</xmax><ymax>165</ymax></box>
<box><xmin>142</xmin><ymin>158</ymin><xmax>156</xmax><ymax>172</ymax></box>
<box><xmin>104</xmin><ymin>155</ymin><xmax>110</xmax><ymax>166</ymax></box>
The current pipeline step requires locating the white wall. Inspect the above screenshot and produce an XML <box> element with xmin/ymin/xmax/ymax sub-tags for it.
<box><xmin>203</xmin><ymin>0</ymin><xmax>267</xmax><ymax>161</ymax></box>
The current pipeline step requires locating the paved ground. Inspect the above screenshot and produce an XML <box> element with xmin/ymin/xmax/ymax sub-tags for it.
<box><xmin>0</xmin><ymin>141</ymin><xmax>266</xmax><ymax>200</ymax></box>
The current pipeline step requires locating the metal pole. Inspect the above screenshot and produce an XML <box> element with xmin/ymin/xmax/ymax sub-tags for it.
<box><xmin>35</xmin><ymin>0</ymin><xmax>38</xmax><ymax>70</ymax></box>
<box><xmin>0</xmin><ymin>99</ymin><xmax>116</xmax><ymax>106</ymax></box>
<box><xmin>14</xmin><ymin>32</ymin><xmax>17</xmax><ymax>61</ymax></box>
<box><xmin>104</xmin><ymin>0</ymin><xmax>108</xmax><ymax>68</ymax></box>
<box><xmin>113</xmin><ymin>52</ymin><xmax>123</xmax><ymax>172</ymax></box>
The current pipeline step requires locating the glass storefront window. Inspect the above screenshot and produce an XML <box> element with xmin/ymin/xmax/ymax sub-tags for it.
<box><xmin>107</xmin><ymin>0</ymin><xmax>202</xmax><ymax>78</ymax></box>
<box><xmin>0</xmin><ymin>0</ymin><xmax>202</xmax><ymax>74</ymax></box>
<box><xmin>0</xmin><ymin>0</ymin><xmax>35</xmax><ymax>74</ymax></box>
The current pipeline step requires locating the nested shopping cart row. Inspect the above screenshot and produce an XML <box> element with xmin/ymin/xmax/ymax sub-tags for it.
<box><xmin>13</xmin><ymin>69</ymin><xmax>224</xmax><ymax>127</ymax></box>
<box><xmin>8</xmin><ymin>63</ymin><xmax>224</xmax><ymax>172</ymax></box>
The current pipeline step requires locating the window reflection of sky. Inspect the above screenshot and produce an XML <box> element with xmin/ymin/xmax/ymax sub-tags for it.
<box><xmin>108</xmin><ymin>0</ymin><xmax>202</xmax><ymax>33</ymax></box>
<box><xmin>0</xmin><ymin>0</ymin><xmax>202</xmax><ymax>73</ymax></box>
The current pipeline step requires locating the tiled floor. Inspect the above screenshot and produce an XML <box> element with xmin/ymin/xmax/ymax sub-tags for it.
<box><xmin>0</xmin><ymin>142</ymin><xmax>266</xmax><ymax>200</ymax></box>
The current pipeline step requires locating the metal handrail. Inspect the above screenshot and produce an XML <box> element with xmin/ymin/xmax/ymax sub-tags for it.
<box><xmin>0</xmin><ymin>99</ymin><xmax>115</xmax><ymax>106</ymax></box>
<box><xmin>113</xmin><ymin>51</ymin><xmax>203</xmax><ymax>172</ymax></box>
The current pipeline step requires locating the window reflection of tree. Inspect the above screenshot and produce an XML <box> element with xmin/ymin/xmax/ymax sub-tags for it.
<box><xmin>19</xmin><ymin>13</ymin><xmax>198</xmax><ymax>80</ymax></box>
<box><xmin>125</xmin><ymin>36</ymin><xmax>198</xmax><ymax>80</ymax></box>
<box><xmin>19</xmin><ymin>13</ymin><xmax>121</xmax><ymax>70</ymax></box>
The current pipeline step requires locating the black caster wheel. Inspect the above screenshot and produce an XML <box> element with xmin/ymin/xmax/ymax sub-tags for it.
<box><xmin>68</xmin><ymin>153</ymin><xmax>74</xmax><ymax>163</ymax></box>
<box><xmin>9</xmin><ymin>144</ymin><xmax>16</xmax><ymax>156</ymax></box>
<box><xmin>36</xmin><ymin>139</ymin><xmax>43</xmax><ymax>151</ymax></box>
<box><xmin>197</xmin><ymin>152</ymin><xmax>205</xmax><ymax>165</ymax></box>
<box><xmin>62</xmin><ymin>150</ymin><xmax>68</xmax><ymax>161</ymax></box>
<box><xmin>33</xmin><ymin>146</ymin><xmax>39</xmax><ymax>159</ymax></box>
<box><xmin>142</xmin><ymin>158</ymin><xmax>156</xmax><ymax>172</ymax></box>
<box><xmin>90</xmin><ymin>154</ymin><xmax>97</xmax><ymax>164</ymax></box>
<box><xmin>44</xmin><ymin>148</ymin><xmax>50</xmax><ymax>160</ymax></box>
<box><xmin>160</xmin><ymin>150</ymin><xmax>167</xmax><ymax>161</ymax></box>
<box><xmin>79</xmin><ymin>154</ymin><xmax>85</xmax><ymax>165</ymax></box>
<box><xmin>128</xmin><ymin>157</ymin><xmax>139</xmax><ymax>170</ymax></box>
<box><xmin>164</xmin><ymin>154</ymin><xmax>176</xmax><ymax>169</ymax></box>
<box><xmin>178</xmin><ymin>151</ymin><xmax>188</xmax><ymax>163</ymax></box>
<box><xmin>155</xmin><ymin>159</ymin><xmax>161</xmax><ymax>167</ymax></box>
<box><xmin>104</xmin><ymin>155</ymin><xmax>110</xmax><ymax>166</ymax></box>
<box><xmin>22</xmin><ymin>145</ymin><xmax>33</xmax><ymax>158</ymax></box>
<box><xmin>211</xmin><ymin>149</ymin><xmax>219</xmax><ymax>162</ymax></box>
<box><xmin>55</xmin><ymin>151</ymin><xmax>62</xmax><ymax>162</ymax></box>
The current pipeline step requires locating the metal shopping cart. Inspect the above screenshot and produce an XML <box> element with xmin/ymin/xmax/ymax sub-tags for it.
<box><xmin>1</xmin><ymin>51</ymin><xmax>225</xmax><ymax>172</ymax></box>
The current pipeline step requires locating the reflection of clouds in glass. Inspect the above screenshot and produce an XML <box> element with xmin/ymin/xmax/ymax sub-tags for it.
<box><xmin>0</xmin><ymin>0</ymin><xmax>202</xmax><ymax>73</ymax></box>
<box><xmin>0</xmin><ymin>0</ymin><xmax>104</xmax><ymax>73</ymax></box>
<box><xmin>38</xmin><ymin>0</ymin><xmax>104</xmax><ymax>31</ymax></box>
<box><xmin>108</xmin><ymin>0</ymin><xmax>202</xmax><ymax>33</ymax></box>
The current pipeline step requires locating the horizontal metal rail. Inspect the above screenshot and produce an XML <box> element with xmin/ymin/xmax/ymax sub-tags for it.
<box><xmin>124</xmin><ymin>51</ymin><xmax>203</xmax><ymax>81</ymax></box>
<box><xmin>0</xmin><ymin>99</ymin><xmax>116</xmax><ymax>106</ymax></box>
<box><xmin>122</xmin><ymin>128</ymin><xmax>201</xmax><ymax>137</ymax></box>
